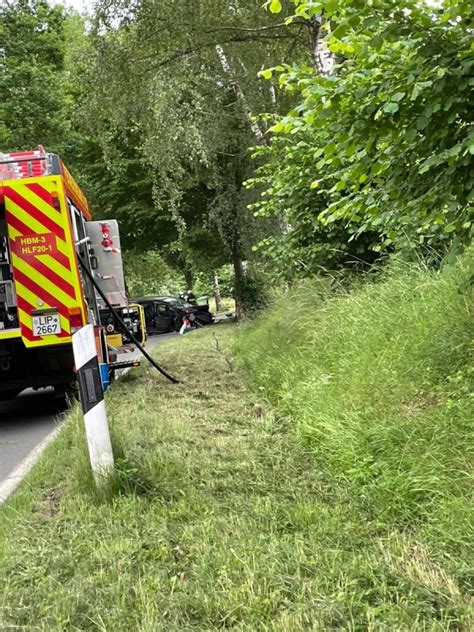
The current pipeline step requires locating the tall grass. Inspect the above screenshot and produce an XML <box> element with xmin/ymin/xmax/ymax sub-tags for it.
<box><xmin>237</xmin><ymin>252</ymin><xmax>473</xmax><ymax>570</ymax></box>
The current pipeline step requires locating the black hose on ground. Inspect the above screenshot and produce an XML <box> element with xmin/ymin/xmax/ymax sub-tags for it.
<box><xmin>77</xmin><ymin>253</ymin><xmax>180</xmax><ymax>384</ymax></box>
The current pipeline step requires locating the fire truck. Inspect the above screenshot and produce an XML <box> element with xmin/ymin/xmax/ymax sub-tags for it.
<box><xmin>0</xmin><ymin>146</ymin><xmax>145</xmax><ymax>400</ymax></box>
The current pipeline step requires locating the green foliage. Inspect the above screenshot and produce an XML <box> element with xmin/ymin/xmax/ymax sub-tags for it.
<box><xmin>0</xmin><ymin>0</ymin><xmax>68</xmax><ymax>151</ymax></box>
<box><xmin>237</xmin><ymin>249</ymin><xmax>474</xmax><ymax>570</ymax></box>
<box><xmin>188</xmin><ymin>264</ymin><xmax>233</xmax><ymax>300</ymax></box>
<box><xmin>234</xmin><ymin>264</ymin><xmax>271</xmax><ymax>314</ymax></box>
<box><xmin>123</xmin><ymin>250</ymin><xmax>183</xmax><ymax>297</ymax></box>
<box><xmin>72</xmin><ymin>134</ymin><xmax>180</xmax><ymax>254</ymax></box>
<box><xmin>72</xmin><ymin>0</ymin><xmax>309</xmax><ymax>296</ymax></box>
<box><xmin>251</xmin><ymin>0</ymin><xmax>473</xmax><ymax>274</ymax></box>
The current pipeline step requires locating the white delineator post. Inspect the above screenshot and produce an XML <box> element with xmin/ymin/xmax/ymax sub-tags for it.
<box><xmin>72</xmin><ymin>325</ymin><xmax>114</xmax><ymax>482</ymax></box>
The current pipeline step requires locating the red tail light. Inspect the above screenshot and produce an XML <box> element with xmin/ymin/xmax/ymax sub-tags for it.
<box><xmin>68</xmin><ymin>307</ymin><xmax>83</xmax><ymax>330</ymax></box>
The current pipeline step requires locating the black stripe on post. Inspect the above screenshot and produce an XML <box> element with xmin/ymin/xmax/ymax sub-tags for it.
<box><xmin>77</xmin><ymin>355</ymin><xmax>104</xmax><ymax>415</ymax></box>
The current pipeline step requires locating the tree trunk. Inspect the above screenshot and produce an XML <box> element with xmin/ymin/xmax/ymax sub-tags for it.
<box><xmin>215</xmin><ymin>44</ymin><xmax>268</xmax><ymax>144</ymax></box>
<box><xmin>212</xmin><ymin>270</ymin><xmax>222</xmax><ymax>313</ymax></box>
<box><xmin>232</xmin><ymin>242</ymin><xmax>245</xmax><ymax>319</ymax></box>
<box><xmin>184</xmin><ymin>268</ymin><xmax>194</xmax><ymax>292</ymax></box>
<box><xmin>307</xmin><ymin>14</ymin><xmax>334</xmax><ymax>76</ymax></box>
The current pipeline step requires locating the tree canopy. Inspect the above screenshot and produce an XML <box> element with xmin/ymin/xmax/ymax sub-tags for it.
<box><xmin>1</xmin><ymin>0</ymin><xmax>472</xmax><ymax>297</ymax></box>
<box><xmin>0</xmin><ymin>0</ymin><xmax>68</xmax><ymax>150</ymax></box>
<box><xmin>249</xmin><ymin>0</ymin><xmax>473</xmax><ymax>274</ymax></box>
<box><xmin>70</xmin><ymin>0</ymin><xmax>312</xmax><ymax>304</ymax></box>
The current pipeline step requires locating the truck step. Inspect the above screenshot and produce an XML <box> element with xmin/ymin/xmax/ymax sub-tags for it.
<box><xmin>108</xmin><ymin>359</ymin><xmax>140</xmax><ymax>371</ymax></box>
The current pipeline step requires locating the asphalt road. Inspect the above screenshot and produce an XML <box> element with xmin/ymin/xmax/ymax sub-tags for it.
<box><xmin>0</xmin><ymin>389</ymin><xmax>67</xmax><ymax>484</ymax></box>
<box><xmin>0</xmin><ymin>333</ymin><xmax>170</xmax><ymax>495</ymax></box>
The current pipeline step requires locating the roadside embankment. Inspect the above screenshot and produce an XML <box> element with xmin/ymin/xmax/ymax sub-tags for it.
<box><xmin>0</xmin><ymin>326</ymin><xmax>362</xmax><ymax>629</ymax></box>
<box><xmin>237</xmin><ymin>253</ymin><xmax>473</xmax><ymax>626</ymax></box>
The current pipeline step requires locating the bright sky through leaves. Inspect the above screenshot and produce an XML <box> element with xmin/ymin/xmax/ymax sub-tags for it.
<box><xmin>54</xmin><ymin>0</ymin><xmax>93</xmax><ymax>13</ymax></box>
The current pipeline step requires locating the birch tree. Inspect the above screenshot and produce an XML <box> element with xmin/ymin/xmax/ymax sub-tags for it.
<box><xmin>76</xmin><ymin>0</ymin><xmax>309</xmax><ymax>310</ymax></box>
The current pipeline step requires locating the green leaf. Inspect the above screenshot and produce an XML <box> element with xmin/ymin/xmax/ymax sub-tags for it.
<box><xmin>309</xmin><ymin>3</ymin><xmax>324</xmax><ymax>14</ymax></box>
<box><xmin>269</xmin><ymin>0</ymin><xmax>282</xmax><ymax>14</ymax></box>
<box><xmin>259</xmin><ymin>68</ymin><xmax>273</xmax><ymax>80</ymax></box>
<box><xmin>270</xmin><ymin>121</ymin><xmax>285</xmax><ymax>133</ymax></box>
<box><xmin>332</xmin><ymin>22</ymin><xmax>350</xmax><ymax>39</ymax></box>
<box><xmin>325</xmin><ymin>0</ymin><xmax>338</xmax><ymax>12</ymax></box>
<box><xmin>418</xmin><ymin>155</ymin><xmax>439</xmax><ymax>174</ymax></box>
<box><xmin>416</xmin><ymin>116</ymin><xmax>429</xmax><ymax>130</ymax></box>
<box><xmin>391</xmin><ymin>92</ymin><xmax>406</xmax><ymax>102</ymax></box>
<box><xmin>383</xmin><ymin>102</ymin><xmax>399</xmax><ymax>114</ymax></box>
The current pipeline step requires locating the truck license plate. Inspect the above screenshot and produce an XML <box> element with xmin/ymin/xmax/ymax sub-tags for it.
<box><xmin>32</xmin><ymin>313</ymin><xmax>61</xmax><ymax>337</ymax></box>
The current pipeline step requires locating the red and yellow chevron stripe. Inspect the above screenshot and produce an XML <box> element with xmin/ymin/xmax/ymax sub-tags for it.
<box><xmin>3</xmin><ymin>176</ymin><xmax>86</xmax><ymax>348</ymax></box>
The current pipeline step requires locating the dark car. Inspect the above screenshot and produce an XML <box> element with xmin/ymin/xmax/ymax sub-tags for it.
<box><xmin>179</xmin><ymin>292</ymin><xmax>210</xmax><ymax>312</ymax></box>
<box><xmin>131</xmin><ymin>296</ymin><xmax>214</xmax><ymax>335</ymax></box>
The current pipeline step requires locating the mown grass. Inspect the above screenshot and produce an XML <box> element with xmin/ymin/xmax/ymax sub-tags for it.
<box><xmin>236</xmin><ymin>252</ymin><xmax>474</xmax><ymax>628</ymax></box>
<box><xmin>0</xmin><ymin>327</ymin><xmax>372</xmax><ymax>630</ymax></box>
<box><xmin>0</xmin><ymin>254</ymin><xmax>472</xmax><ymax>630</ymax></box>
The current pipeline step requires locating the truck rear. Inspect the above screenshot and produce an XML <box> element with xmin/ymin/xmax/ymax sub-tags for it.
<box><xmin>0</xmin><ymin>147</ymin><xmax>118</xmax><ymax>399</ymax></box>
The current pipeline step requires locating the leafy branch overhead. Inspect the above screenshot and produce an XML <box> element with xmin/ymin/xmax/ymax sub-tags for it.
<box><xmin>250</xmin><ymin>0</ymin><xmax>473</xmax><ymax>270</ymax></box>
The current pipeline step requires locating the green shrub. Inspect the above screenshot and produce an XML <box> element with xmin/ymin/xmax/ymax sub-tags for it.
<box><xmin>235</xmin><ymin>265</ymin><xmax>272</xmax><ymax>315</ymax></box>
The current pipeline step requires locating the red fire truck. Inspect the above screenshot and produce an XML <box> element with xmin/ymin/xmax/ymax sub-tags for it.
<box><xmin>0</xmin><ymin>146</ymin><xmax>144</xmax><ymax>400</ymax></box>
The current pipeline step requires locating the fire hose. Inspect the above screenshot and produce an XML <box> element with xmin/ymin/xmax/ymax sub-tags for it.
<box><xmin>77</xmin><ymin>253</ymin><xmax>180</xmax><ymax>384</ymax></box>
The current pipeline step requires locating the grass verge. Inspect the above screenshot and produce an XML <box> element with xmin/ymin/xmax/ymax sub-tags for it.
<box><xmin>236</xmin><ymin>253</ymin><xmax>474</xmax><ymax>629</ymax></box>
<box><xmin>0</xmin><ymin>311</ymin><xmax>472</xmax><ymax>629</ymax></box>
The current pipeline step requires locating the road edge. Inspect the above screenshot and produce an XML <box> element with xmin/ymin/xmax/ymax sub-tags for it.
<box><xmin>0</xmin><ymin>424</ymin><xmax>62</xmax><ymax>505</ymax></box>
<box><xmin>0</xmin><ymin>334</ymin><xmax>172</xmax><ymax>505</ymax></box>
<box><xmin>0</xmin><ymin>356</ymin><xmax>148</xmax><ymax>506</ymax></box>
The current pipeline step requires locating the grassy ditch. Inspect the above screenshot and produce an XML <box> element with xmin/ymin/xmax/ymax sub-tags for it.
<box><xmin>0</xmin><ymin>270</ymin><xmax>472</xmax><ymax>630</ymax></box>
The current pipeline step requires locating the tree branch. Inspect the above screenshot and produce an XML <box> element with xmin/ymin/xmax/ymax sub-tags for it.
<box><xmin>131</xmin><ymin>33</ymin><xmax>295</xmax><ymax>67</ymax></box>
<box><xmin>202</xmin><ymin>20</ymin><xmax>307</xmax><ymax>34</ymax></box>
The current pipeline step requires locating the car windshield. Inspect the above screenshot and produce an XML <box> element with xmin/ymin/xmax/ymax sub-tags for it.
<box><xmin>162</xmin><ymin>297</ymin><xmax>188</xmax><ymax>308</ymax></box>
